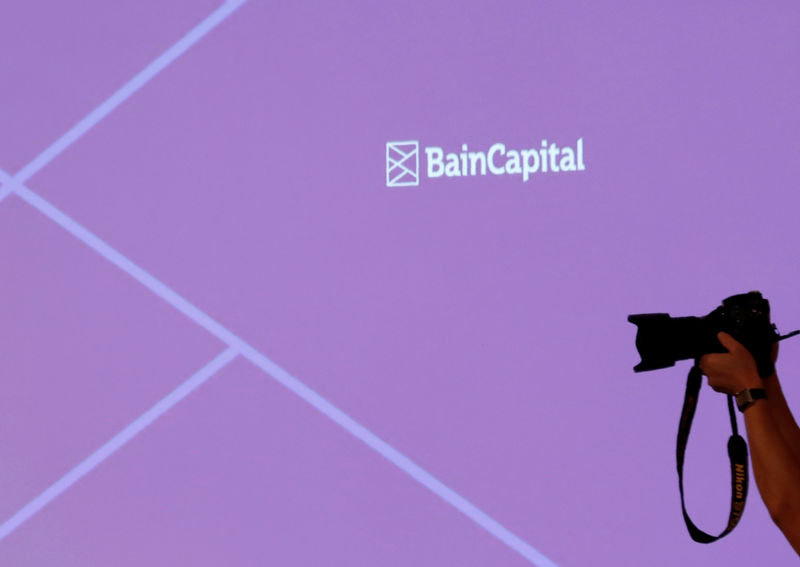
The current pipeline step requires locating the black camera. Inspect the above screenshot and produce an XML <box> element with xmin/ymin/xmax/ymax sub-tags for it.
<box><xmin>629</xmin><ymin>291</ymin><xmax>800</xmax><ymax>543</ymax></box>
<box><xmin>628</xmin><ymin>291</ymin><xmax>800</xmax><ymax>379</ymax></box>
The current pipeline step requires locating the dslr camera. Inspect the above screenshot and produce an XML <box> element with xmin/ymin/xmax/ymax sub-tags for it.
<box><xmin>629</xmin><ymin>290</ymin><xmax>799</xmax><ymax>378</ymax></box>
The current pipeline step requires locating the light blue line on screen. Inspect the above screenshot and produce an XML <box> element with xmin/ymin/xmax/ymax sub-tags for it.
<box><xmin>13</xmin><ymin>0</ymin><xmax>249</xmax><ymax>184</ymax></box>
<box><xmin>240</xmin><ymin>345</ymin><xmax>562</xmax><ymax>567</ymax></box>
<box><xmin>0</xmin><ymin>169</ymin><xmax>12</xmax><ymax>204</ymax></box>
<box><xmin>11</xmin><ymin>181</ymin><xmax>560</xmax><ymax>567</ymax></box>
<box><xmin>11</xmin><ymin>181</ymin><xmax>245</xmax><ymax>347</ymax></box>
<box><xmin>0</xmin><ymin>347</ymin><xmax>238</xmax><ymax>542</ymax></box>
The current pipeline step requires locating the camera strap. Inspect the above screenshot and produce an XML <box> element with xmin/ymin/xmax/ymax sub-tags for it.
<box><xmin>676</xmin><ymin>362</ymin><xmax>748</xmax><ymax>543</ymax></box>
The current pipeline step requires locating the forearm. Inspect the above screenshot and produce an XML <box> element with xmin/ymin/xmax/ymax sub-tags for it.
<box><xmin>744</xmin><ymin>397</ymin><xmax>800</xmax><ymax>553</ymax></box>
<box><xmin>761</xmin><ymin>372</ymin><xmax>800</xmax><ymax>463</ymax></box>
<box><xmin>698</xmin><ymin>334</ymin><xmax>800</xmax><ymax>551</ymax></box>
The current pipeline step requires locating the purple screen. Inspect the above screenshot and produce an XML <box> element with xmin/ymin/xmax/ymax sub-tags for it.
<box><xmin>1</xmin><ymin>1</ymin><xmax>799</xmax><ymax>565</ymax></box>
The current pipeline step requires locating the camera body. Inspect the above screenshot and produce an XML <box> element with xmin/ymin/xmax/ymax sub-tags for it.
<box><xmin>629</xmin><ymin>291</ymin><xmax>795</xmax><ymax>378</ymax></box>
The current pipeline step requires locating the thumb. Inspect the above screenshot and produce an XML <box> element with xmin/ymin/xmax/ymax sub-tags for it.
<box><xmin>717</xmin><ymin>331</ymin><xmax>740</xmax><ymax>351</ymax></box>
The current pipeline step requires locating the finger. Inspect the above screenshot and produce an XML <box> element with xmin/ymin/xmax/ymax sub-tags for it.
<box><xmin>700</xmin><ymin>353</ymin><xmax>723</xmax><ymax>366</ymax></box>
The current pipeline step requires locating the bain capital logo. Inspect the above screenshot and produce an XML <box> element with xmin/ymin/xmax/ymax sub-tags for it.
<box><xmin>385</xmin><ymin>138</ymin><xmax>585</xmax><ymax>187</ymax></box>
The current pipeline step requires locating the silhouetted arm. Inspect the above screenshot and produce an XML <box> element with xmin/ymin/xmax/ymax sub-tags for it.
<box><xmin>737</xmin><ymin>387</ymin><xmax>800</xmax><ymax>554</ymax></box>
<box><xmin>699</xmin><ymin>332</ymin><xmax>800</xmax><ymax>555</ymax></box>
<box><xmin>761</xmin><ymin>372</ymin><xmax>800</xmax><ymax>465</ymax></box>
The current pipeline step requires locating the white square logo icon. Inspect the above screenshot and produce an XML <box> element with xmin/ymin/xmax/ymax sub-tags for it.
<box><xmin>386</xmin><ymin>141</ymin><xmax>419</xmax><ymax>187</ymax></box>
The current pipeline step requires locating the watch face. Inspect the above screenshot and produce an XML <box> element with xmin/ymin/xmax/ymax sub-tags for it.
<box><xmin>736</xmin><ymin>389</ymin><xmax>766</xmax><ymax>412</ymax></box>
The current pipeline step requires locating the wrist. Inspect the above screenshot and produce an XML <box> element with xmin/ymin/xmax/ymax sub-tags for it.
<box><xmin>735</xmin><ymin>386</ymin><xmax>767</xmax><ymax>413</ymax></box>
<box><xmin>736</xmin><ymin>371</ymin><xmax>762</xmax><ymax>392</ymax></box>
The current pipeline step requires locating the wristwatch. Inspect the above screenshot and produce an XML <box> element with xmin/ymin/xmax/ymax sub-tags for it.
<box><xmin>734</xmin><ymin>388</ymin><xmax>766</xmax><ymax>413</ymax></box>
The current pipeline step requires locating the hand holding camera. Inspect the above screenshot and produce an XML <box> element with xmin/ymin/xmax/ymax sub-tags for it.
<box><xmin>628</xmin><ymin>291</ymin><xmax>800</xmax><ymax>544</ymax></box>
<box><xmin>699</xmin><ymin>331</ymin><xmax>764</xmax><ymax>396</ymax></box>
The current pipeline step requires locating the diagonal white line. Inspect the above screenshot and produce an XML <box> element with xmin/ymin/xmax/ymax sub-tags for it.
<box><xmin>9</xmin><ymin>179</ymin><xmax>243</xmax><ymax>346</ymax></box>
<box><xmin>240</xmin><ymin>344</ymin><xmax>561</xmax><ymax>567</ymax></box>
<box><xmin>0</xmin><ymin>169</ymin><xmax>12</xmax><ymax>204</ymax></box>
<box><xmin>7</xmin><ymin>180</ymin><xmax>560</xmax><ymax>567</ymax></box>
<box><xmin>0</xmin><ymin>347</ymin><xmax>238</xmax><ymax>542</ymax></box>
<box><xmin>14</xmin><ymin>0</ymin><xmax>249</xmax><ymax>184</ymax></box>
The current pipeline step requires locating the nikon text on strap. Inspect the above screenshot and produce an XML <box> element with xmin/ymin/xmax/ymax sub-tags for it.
<box><xmin>676</xmin><ymin>362</ymin><xmax>748</xmax><ymax>543</ymax></box>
